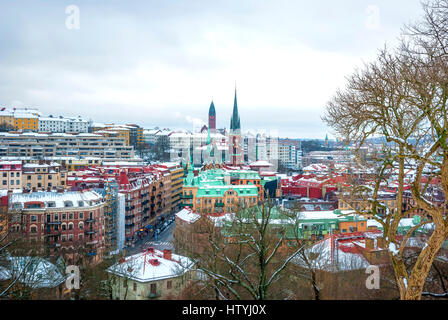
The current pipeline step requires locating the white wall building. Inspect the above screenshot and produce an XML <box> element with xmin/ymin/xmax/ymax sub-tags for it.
<box><xmin>38</xmin><ymin>116</ymin><xmax>89</xmax><ymax>133</ymax></box>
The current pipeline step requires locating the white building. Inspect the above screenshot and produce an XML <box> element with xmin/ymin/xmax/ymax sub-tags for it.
<box><xmin>169</xmin><ymin>131</ymin><xmax>228</xmax><ymax>165</ymax></box>
<box><xmin>38</xmin><ymin>116</ymin><xmax>89</xmax><ymax>133</ymax></box>
<box><xmin>278</xmin><ymin>143</ymin><xmax>302</xmax><ymax>170</ymax></box>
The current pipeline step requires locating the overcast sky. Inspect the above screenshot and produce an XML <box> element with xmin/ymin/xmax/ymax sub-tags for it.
<box><xmin>0</xmin><ymin>0</ymin><xmax>425</xmax><ymax>139</ymax></box>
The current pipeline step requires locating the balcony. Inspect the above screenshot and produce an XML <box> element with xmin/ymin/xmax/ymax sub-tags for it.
<box><xmin>86</xmin><ymin>240</ymin><xmax>99</xmax><ymax>245</ymax></box>
<box><xmin>45</xmin><ymin>221</ymin><xmax>62</xmax><ymax>225</ymax></box>
<box><xmin>46</xmin><ymin>230</ymin><xmax>61</xmax><ymax>237</ymax></box>
<box><xmin>215</xmin><ymin>202</ymin><xmax>225</xmax><ymax>207</ymax></box>
<box><xmin>181</xmin><ymin>194</ymin><xmax>193</xmax><ymax>199</ymax></box>
<box><xmin>85</xmin><ymin>218</ymin><xmax>97</xmax><ymax>223</ymax></box>
<box><xmin>85</xmin><ymin>230</ymin><xmax>97</xmax><ymax>235</ymax></box>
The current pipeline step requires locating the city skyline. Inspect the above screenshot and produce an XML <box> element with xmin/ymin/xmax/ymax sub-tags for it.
<box><xmin>0</xmin><ymin>0</ymin><xmax>425</xmax><ymax>139</ymax></box>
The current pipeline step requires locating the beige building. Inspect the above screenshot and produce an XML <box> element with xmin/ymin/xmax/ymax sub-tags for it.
<box><xmin>22</xmin><ymin>161</ymin><xmax>67</xmax><ymax>190</ymax></box>
<box><xmin>0</xmin><ymin>161</ymin><xmax>22</xmax><ymax>190</ymax></box>
<box><xmin>107</xmin><ymin>248</ymin><xmax>195</xmax><ymax>300</ymax></box>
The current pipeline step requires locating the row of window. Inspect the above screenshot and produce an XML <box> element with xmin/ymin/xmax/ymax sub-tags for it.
<box><xmin>2</xmin><ymin>172</ymin><xmax>20</xmax><ymax>177</ymax></box>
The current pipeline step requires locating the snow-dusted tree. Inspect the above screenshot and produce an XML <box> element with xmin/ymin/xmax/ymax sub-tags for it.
<box><xmin>188</xmin><ymin>201</ymin><xmax>304</xmax><ymax>300</ymax></box>
<box><xmin>323</xmin><ymin>0</ymin><xmax>448</xmax><ymax>300</ymax></box>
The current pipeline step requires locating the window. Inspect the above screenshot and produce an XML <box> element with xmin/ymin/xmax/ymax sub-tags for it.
<box><xmin>167</xmin><ymin>281</ymin><xmax>172</xmax><ymax>289</ymax></box>
<box><xmin>79</xmin><ymin>212</ymin><xmax>83</xmax><ymax>219</ymax></box>
<box><xmin>30</xmin><ymin>226</ymin><xmax>37</xmax><ymax>234</ymax></box>
<box><xmin>150</xmin><ymin>283</ymin><xmax>157</xmax><ymax>294</ymax></box>
<box><xmin>31</xmin><ymin>215</ymin><xmax>37</xmax><ymax>222</ymax></box>
<box><xmin>133</xmin><ymin>283</ymin><xmax>137</xmax><ymax>291</ymax></box>
<box><xmin>10</xmin><ymin>172</ymin><xmax>14</xmax><ymax>177</ymax></box>
<box><xmin>68</xmin><ymin>223</ymin><xmax>73</xmax><ymax>230</ymax></box>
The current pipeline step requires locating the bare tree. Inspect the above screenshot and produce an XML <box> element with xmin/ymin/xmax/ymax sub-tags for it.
<box><xmin>182</xmin><ymin>201</ymin><xmax>304</xmax><ymax>300</ymax></box>
<box><xmin>323</xmin><ymin>0</ymin><xmax>448</xmax><ymax>300</ymax></box>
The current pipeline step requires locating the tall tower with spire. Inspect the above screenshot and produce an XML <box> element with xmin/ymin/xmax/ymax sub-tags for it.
<box><xmin>228</xmin><ymin>87</ymin><xmax>243</xmax><ymax>166</ymax></box>
<box><xmin>325</xmin><ymin>134</ymin><xmax>329</xmax><ymax>148</ymax></box>
<box><xmin>208</xmin><ymin>101</ymin><xmax>216</xmax><ymax>134</ymax></box>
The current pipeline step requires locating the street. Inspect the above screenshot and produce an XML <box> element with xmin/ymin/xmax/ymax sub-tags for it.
<box><xmin>124</xmin><ymin>220</ymin><xmax>175</xmax><ymax>256</ymax></box>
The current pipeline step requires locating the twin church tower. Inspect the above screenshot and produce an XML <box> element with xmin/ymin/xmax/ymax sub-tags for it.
<box><xmin>207</xmin><ymin>88</ymin><xmax>243</xmax><ymax>166</ymax></box>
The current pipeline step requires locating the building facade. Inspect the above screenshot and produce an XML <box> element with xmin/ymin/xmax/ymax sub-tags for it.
<box><xmin>38</xmin><ymin>116</ymin><xmax>89</xmax><ymax>133</ymax></box>
<box><xmin>0</xmin><ymin>161</ymin><xmax>22</xmax><ymax>190</ymax></box>
<box><xmin>0</xmin><ymin>132</ymin><xmax>134</xmax><ymax>159</ymax></box>
<box><xmin>7</xmin><ymin>190</ymin><xmax>106</xmax><ymax>263</ymax></box>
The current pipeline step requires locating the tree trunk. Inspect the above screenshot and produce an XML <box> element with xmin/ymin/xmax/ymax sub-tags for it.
<box><xmin>404</xmin><ymin>227</ymin><xmax>448</xmax><ymax>300</ymax></box>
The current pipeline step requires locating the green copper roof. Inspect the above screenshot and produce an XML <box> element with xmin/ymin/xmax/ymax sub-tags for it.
<box><xmin>209</xmin><ymin>101</ymin><xmax>216</xmax><ymax>116</ymax></box>
<box><xmin>230</xmin><ymin>88</ymin><xmax>241</xmax><ymax>131</ymax></box>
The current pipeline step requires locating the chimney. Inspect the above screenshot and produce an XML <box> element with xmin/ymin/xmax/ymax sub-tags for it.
<box><xmin>163</xmin><ymin>249</ymin><xmax>172</xmax><ymax>261</ymax></box>
<box><xmin>147</xmin><ymin>247</ymin><xmax>155</xmax><ymax>254</ymax></box>
<box><xmin>149</xmin><ymin>258</ymin><xmax>160</xmax><ymax>266</ymax></box>
<box><xmin>365</xmin><ymin>238</ymin><xmax>375</xmax><ymax>250</ymax></box>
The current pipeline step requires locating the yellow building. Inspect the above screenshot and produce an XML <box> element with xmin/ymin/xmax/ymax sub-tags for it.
<box><xmin>14</xmin><ymin>115</ymin><xmax>38</xmax><ymax>131</ymax></box>
<box><xmin>95</xmin><ymin>125</ymin><xmax>131</xmax><ymax>146</ymax></box>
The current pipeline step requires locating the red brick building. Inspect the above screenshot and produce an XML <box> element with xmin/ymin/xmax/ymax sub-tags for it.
<box><xmin>7</xmin><ymin>190</ymin><xmax>105</xmax><ymax>263</ymax></box>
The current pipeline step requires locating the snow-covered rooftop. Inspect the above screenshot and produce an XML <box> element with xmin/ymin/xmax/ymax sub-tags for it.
<box><xmin>107</xmin><ymin>249</ymin><xmax>194</xmax><ymax>282</ymax></box>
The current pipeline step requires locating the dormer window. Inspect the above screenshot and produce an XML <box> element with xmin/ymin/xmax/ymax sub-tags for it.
<box><xmin>78</xmin><ymin>201</ymin><xmax>84</xmax><ymax>207</ymax></box>
<box><xmin>64</xmin><ymin>201</ymin><xmax>73</xmax><ymax>207</ymax></box>
<box><xmin>47</xmin><ymin>201</ymin><xmax>56</xmax><ymax>207</ymax></box>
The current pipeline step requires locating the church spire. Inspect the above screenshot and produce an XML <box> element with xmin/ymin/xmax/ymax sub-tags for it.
<box><xmin>230</xmin><ymin>86</ymin><xmax>240</xmax><ymax>132</ymax></box>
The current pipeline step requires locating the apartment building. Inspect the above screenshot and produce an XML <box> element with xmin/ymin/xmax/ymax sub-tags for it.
<box><xmin>278</xmin><ymin>139</ymin><xmax>302</xmax><ymax>170</ymax></box>
<box><xmin>38</xmin><ymin>115</ymin><xmax>89</xmax><ymax>133</ymax></box>
<box><xmin>156</xmin><ymin>163</ymin><xmax>184</xmax><ymax>212</ymax></box>
<box><xmin>22</xmin><ymin>161</ymin><xmax>67</xmax><ymax>190</ymax></box>
<box><xmin>8</xmin><ymin>190</ymin><xmax>106</xmax><ymax>263</ymax></box>
<box><xmin>181</xmin><ymin>165</ymin><xmax>260</xmax><ymax>214</ymax></box>
<box><xmin>0</xmin><ymin>161</ymin><xmax>22</xmax><ymax>190</ymax></box>
<box><xmin>0</xmin><ymin>132</ymin><xmax>134</xmax><ymax>159</ymax></box>
<box><xmin>67</xmin><ymin>164</ymin><xmax>173</xmax><ymax>246</ymax></box>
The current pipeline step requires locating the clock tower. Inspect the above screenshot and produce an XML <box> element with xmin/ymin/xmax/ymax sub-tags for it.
<box><xmin>208</xmin><ymin>101</ymin><xmax>216</xmax><ymax>133</ymax></box>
